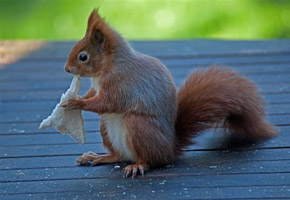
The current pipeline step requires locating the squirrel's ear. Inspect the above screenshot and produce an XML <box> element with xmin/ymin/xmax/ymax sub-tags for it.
<box><xmin>93</xmin><ymin>29</ymin><xmax>105</xmax><ymax>45</ymax></box>
<box><xmin>89</xmin><ymin>22</ymin><xmax>106</xmax><ymax>51</ymax></box>
<box><xmin>86</xmin><ymin>9</ymin><xmax>115</xmax><ymax>54</ymax></box>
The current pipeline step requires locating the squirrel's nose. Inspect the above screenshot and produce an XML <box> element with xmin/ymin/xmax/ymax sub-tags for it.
<box><xmin>64</xmin><ymin>64</ymin><xmax>71</xmax><ymax>73</ymax></box>
<box><xmin>65</xmin><ymin>68</ymin><xmax>71</xmax><ymax>73</ymax></box>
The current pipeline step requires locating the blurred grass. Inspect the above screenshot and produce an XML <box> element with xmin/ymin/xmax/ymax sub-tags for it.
<box><xmin>0</xmin><ymin>0</ymin><xmax>289</xmax><ymax>40</ymax></box>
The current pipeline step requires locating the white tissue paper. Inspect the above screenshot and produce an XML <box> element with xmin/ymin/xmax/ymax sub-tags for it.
<box><xmin>39</xmin><ymin>76</ymin><xmax>85</xmax><ymax>144</ymax></box>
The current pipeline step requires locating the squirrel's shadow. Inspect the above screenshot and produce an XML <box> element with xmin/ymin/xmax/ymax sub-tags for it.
<box><xmin>152</xmin><ymin>133</ymin><xmax>268</xmax><ymax>175</ymax></box>
<box><xmin>207</xmin><ymin>133</ymin><xmax>262</xmax><ymax>149</ymax></box>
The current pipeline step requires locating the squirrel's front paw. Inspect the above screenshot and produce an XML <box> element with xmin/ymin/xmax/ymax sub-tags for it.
<box><xmin>76</xmin><ymin>151</ymin><xmax>99</xmax><ymax>165</ymax></box>
<box><xmin>76</xmin><ymin>152</ymin><xmax>120</xmax><ymax>166</ymax></box>
<box><xmin>61</xmin><ymin>99</ymin><xmax>84</xmax><ymax>110</ymax></box>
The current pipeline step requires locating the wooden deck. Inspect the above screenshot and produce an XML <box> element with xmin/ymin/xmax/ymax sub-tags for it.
<box><xmin>1</xmin><ymin>40</ymin><xmax>290</xmax><ymax>199</ymax></box>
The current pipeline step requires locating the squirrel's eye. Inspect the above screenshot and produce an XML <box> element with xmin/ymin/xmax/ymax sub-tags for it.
<box><xmin>78</xmin><ymin>51</ymin><xmax>90</xmax><ymax>63</ymax></box>
<box><xmin>79</xmin><ymin>53</ymin><xmax>88</xmax><ymax>61</ymax></box>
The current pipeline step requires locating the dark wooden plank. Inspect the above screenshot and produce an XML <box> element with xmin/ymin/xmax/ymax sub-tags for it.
<box><xmin>107</xmin><ymin>39</ymin><xmax>290</xmax><ymax>57</ymax></box>
<box><xmin>168</xmin><ymin>64</ymin><xmax>290</xmax><ymax>75</ymax></box>
<box><xmin>0</xmin><ymin>111</ymin><xmax>99</xmax><ymax>123</ymax></box>
<box><xmin>2</xmin><ymin>159</ymin><xmax>290</xmax><ymax>183</ymax></box>
<box><xmin>1</xmin><ymin>174</ymin><xmax>290</xmax><ymax>197</ymax></box>
<box><xmin>260</xmin><ymin>84</ymin><xmax>290</xmax><ymax>94</ymax></box>
<box><xmin>161</xmin><ymin>54</ymin><xmax>290</xmax><ymax>67</ymax></box>
<box><xmin>0</xmin><ymin>78</ymin><xmax>91</xmax><ymax>91</ymax></box>
<box><xmin>2</xmin><ymin>148</ymin><xmax>290</xmax><ymax>170</ymax></box>
<box><xmin>0</xmin><ymin>143</ymin><xmax>106</xmax><ymax>158</ymax></box>
<box><xmin>2</xmin><ymin>186</ymin><xmax>290</xmax><ymax>200</ymax></box>
<box><xmin>0</xmin><ymin>120</ymin><xmax>100</xmax><ymax>135</ymax></box>
<box><xmin>3</xmin><ymin>146</ymin><xmax>290</xmax><ymax>182</ymax></box>
<box><xmin>268</xmin><ymin>114</ymin><xmax>290</xmax><ymax>125</ymax></box>
<box><xmin>0</xmin><ymin>132</ymin><xmax>102</xmax><ymax>146</ymax></box>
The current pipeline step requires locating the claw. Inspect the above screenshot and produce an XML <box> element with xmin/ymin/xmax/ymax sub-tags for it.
<box><xmin>125</xmin><ymin>171</ymin><xmax>130</xmax><ymax>178</ymax></box>
<box><xmin>139</xmin><ymin>165</ymin><xmax>145</xmax><ymax>176</ymax></box>
<box><xmin>124</xmin><ymin>165</ymin><xmax>132</xmax><ymax>178</ymax></box>
<box><xmin>132</xmin><ymin>166</ymin><xmax>138</xmax><ymax>179</ymax></box>
<box><xmin>123</xmin><ymin>163</ymin><xmax>148</xmax><ymax>178</ymax></box>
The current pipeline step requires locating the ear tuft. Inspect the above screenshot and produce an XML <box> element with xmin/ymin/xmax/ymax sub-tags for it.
<box><xmin>87</xmin><ymin>8</ymin><xmax>101</xmax><ymax>30</ymax></box>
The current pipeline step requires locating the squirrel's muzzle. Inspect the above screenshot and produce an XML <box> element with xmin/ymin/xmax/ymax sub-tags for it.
<box><xmin>64</xmin><ymin>63</ymin><xmax>76</xmax><ymax>74</ymax></box>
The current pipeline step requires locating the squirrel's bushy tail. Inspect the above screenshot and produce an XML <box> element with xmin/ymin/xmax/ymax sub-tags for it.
<box><xmin>175</xmin><ymin>67</ymin><xmax>277</xmax><ymax>151</ymax></box>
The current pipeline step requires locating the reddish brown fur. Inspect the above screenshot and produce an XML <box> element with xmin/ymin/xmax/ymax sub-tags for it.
<box><xmin>125</xmin><ymin>113</ymin><xmax>175</xmax><ymax>167</ymax></box>
<box><xmin>63</xmin><ymin>9</ymin><xmax>277</xmax><ymax>176</ymax></box>
<box><xmin>175</xmin><ymin>67</ymin><xmax>277</xmax><ymax>151</ymax></box>
<box><xmin>81</xmin><ymin>88</ymin><xmax>96</xmax><ymax>99</ymax></box>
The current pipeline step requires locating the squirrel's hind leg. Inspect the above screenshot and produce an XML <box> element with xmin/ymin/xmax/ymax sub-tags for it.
<box><xmin>123</xmin><ymin>113</ymin><xmax>175</xmax><ymax>178</ymax></box>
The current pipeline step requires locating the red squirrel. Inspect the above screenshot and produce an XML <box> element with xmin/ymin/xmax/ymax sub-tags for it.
<box><xmin>62</xmin><ymin>9</ymin><xmax>277</xmax><ymax>178</ymax></box>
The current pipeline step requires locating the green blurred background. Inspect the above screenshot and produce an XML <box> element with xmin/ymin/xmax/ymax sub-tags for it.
<box><xmin>0</xmin><ymin>0</ymin><xmax>289</xmax><ymax>40</ymax></box>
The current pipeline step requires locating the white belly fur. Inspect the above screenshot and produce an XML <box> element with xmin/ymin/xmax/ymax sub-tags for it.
<box><xmin>90</xmin><ymin>77</ymin><xmax>136</xmax><ymax>161</ymax></box>
<box><xmin>103</xmin><ymin>114</ymin><xmax>136</xmax><ymax>161</ymax></box>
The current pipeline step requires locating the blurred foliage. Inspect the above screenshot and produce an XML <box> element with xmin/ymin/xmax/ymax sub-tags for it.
<box><xmin>0</xmin><ymin>0</ymin><xmax>290</xmax><ymax>40</ymax></box>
